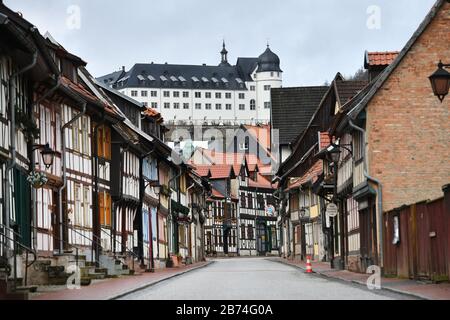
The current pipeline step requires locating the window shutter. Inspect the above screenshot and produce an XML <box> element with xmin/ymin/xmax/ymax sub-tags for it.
<box><xmin>106</xmin><ymin>193</ymin><xmax>111</xmax><ymax>226</ymax></box>
<box><xmin>98</xmin><ymin>192</ymin><xmax>104</xmax><ymax>226</ymax></box>
<box><xmin>97</xmin><ymin>126</ymin><xmax>104</xmax><ymax>158</ymax></box>
<box><xmin>105</xmin><ymin>126</ymin><xmax>111</xmax><ymax>160</ymax></box>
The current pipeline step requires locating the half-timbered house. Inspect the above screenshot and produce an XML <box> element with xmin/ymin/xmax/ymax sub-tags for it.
<box><xmin>187</xmin><ymin>169</ymin><xmax>210</xmax><ymax>263</ymax></box>
<box><xmin>195</xmin><ymin>165</ymin><xmax>238</xmax><ymax>256</ymax></box>
<box><xmin>239</xmin><ymin>163</ymin><xmax>278</xmax><ymax>256</ymax></box>
<box><xmin>0</xmin><ymin>6</ymin><xmax>49</xmax><ymax>284</ymax></box>
<box><xmin>277</xmin><ymin>74</ymin><xmax>368</xmax><ymax>267</ymax></box>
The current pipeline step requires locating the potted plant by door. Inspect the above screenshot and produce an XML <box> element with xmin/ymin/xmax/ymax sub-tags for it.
<box><xmin>177</xmin><ymin>253</ymin><xmax>183</xmax><ymax>265</ymax></box>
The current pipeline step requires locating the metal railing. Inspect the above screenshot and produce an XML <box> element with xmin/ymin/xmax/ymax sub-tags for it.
<box><xmin>30</xmin><ymin>224</ymin><xmax>108</xmax><ymax>277</ymax></box>
<box><xmin>59</xmin><ymin>221</ymin><xmax>150</xmax><ymax>272</ymax></box>
<box><xmin>100</xmin><ymin>228</ymin><xmax>144</xmax><ymax>271</ymax></box>
<box><xmin>0</xmin><ymin>224</ymin><xmax>37</xmax><ymax>289</ymax></box>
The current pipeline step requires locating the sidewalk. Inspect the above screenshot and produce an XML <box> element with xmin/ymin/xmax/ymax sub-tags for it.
<box><xmin>270</xmin><ymin>257</ymin><xmax>450</xmax><ymax>300</ymax></box>
<box><xmin>30</xmin><ymin>261</ymin><xmax>212</xmax><ymax>300</ymax></box>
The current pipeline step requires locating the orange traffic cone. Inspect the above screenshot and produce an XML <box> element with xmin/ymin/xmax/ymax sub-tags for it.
<box><xmin>306</xmin><ymin>256</ymin><xmax>313</xmax><ymax>273</ymax></box>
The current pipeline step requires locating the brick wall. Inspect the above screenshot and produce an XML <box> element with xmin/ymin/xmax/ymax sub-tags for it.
<box><xmin>366</xmin><ymin>2</ymin><xmax>450</xmax><ymax>212</ymax></box>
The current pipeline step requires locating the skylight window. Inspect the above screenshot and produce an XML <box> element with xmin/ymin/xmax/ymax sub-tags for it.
<box><xmin>192</xmin><ymin>76</ymin><xmax>200</xmax><ymax>82</ymax></box>
<box><xmin>137</xmin><ymin>75</ymin><xmax>145</xmax><ymax>81</ymax></box>
<box><xmin>178</xmin><ymin>76</ymin><xmax>187</xmax><ymax>82</ymax></box>
<box><xmin>147</xmin><ymin>75</ymin><xmax>155</xmax><ymax>81</ymax></box>
<box><xmin>211</xmin><ymin>77</ymin><xmax>219</xmax><ymax>83</ymax></box>
<box><xmin>160</xmin><ymin>75</ymin><xmax>168</xmax><ymax>82</ymax></box>
<box><xmin>170</xmin><ymin>76</ymin><xmax>179</xmax><ymax>82</ymax></box>
<box><xmin>201</xmin><ymin>77</ymin><xmax>209</xmax><ymax>83</ymax></box>
<box><xmin>236</xmin><ymin>78</ymin><xmax>243</xmax><ymax>84</ymax></box>
<box><xmin>221</xmin><ymin>77</ymin><xmax>229</xmax><ymax>83</ymax></box>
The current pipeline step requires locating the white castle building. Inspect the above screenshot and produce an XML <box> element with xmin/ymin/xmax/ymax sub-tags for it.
<box><xmin>97</xmin><ymin>43</ymin><xmax>283</xmax><ymax>126</ymax></box>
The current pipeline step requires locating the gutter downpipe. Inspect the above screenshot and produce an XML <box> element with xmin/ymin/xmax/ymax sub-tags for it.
<box><xmin>58</xmin><ymin>101</ymin><xmax>86</xmax><ymax>254</ymax></box>
<box><xmin>348</xmin><ymin>119</ymin><xmax>384</xmax><ymax>269</ymax></box>
<box><xmin>92</xmin><ymin>115</ymin><xmax>105</xmax><ymax>264</ymax></box>
<box><xmin>186</xmin><ymin>183</ymin><xmax>195</xmax><ymax>260</ymax></box>
<box><xmin>31</xmin><ymin>76</ymin><xmax>61</xmax><ymax>251</ymax></box>
<box><xmin>140</xmin><ymin>147</ymin><xmax>155</xmax><ymax>270</ymax></box>
<box><xmin>4</xmin><ymin>51</ymin><xmax>38</xmax><ymax>250</ymax></box>
<box><xmin>168</xmin><ymin>167</ymin><xmax>183</xmax><ymax>255</ymax></box>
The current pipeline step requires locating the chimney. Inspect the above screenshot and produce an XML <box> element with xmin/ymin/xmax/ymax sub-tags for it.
<box><xmin>121</xmin><ymin>66</ymin><xmax>125</xmax><ymax>72</ymax></box>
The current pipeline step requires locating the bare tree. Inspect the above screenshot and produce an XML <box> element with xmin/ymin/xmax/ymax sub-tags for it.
<box><xmin>347</xmin><ymin>66</ymin><xmax>368</xmax><ymax>81</ymax></box>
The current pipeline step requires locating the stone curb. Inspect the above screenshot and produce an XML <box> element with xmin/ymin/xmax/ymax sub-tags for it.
<box><xmin>108</xmin><ymin>261</ymin><xmax>215</xmax><ymax>300</ymax></box>
<box><xmin>269</xmin><ymin>258</ymin><xmax>429</xmax><ymax>300</ymax></box>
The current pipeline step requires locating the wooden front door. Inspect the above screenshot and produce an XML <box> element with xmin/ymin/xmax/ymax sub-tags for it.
<box><xmin>51</xmin><ymin>190</ymin><xmax>59</xmax><ymax>252</ymax></box>
<box><xmin>256</xmin><ymin>223</ymin><xmax>267</xmax><ymax>255</ymax></box>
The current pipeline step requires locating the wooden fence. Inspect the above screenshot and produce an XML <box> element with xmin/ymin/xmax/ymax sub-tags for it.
<box><xmin>383</xmin><ymin>185</ymin><xmax>450</xmax><ymax>281</ymax></box>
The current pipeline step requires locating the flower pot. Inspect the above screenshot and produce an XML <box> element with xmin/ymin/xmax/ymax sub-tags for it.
<box><xmin>32</xmin><ymin>183</ymin><xmax>45</xmax><ymax>189</ymax></box>
<box><xmin>171</xmin><ymin>255</ymin><xmax>179</xmax><ymax>267</ymax></box>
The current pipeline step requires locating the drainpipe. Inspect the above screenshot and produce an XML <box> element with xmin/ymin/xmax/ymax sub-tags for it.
<box><xmin>4</xmin><ymin>51</ymin><xmax>38</xmax><ymax>245</ymax></box>
<box><xmin>186</xmin><ymin>183</ymin><xmax>195</xmax><ymax>260</ymax></box>
<box><xmin>168</xmin><ymin>168</ymin><xmax>183</xmax><ymax>255</ymax></box>
<box><xmin>140</xmin><ymin>147</ymin><xmax>155</xmax><ymax>270</ymax></box>
<box><xmin>92</xmin><ymin>115</ymin><xmax>105</xmax><ymax>264</ymax></box>
<box><xmin>58</xmin><ymin>101</ymin><xmax>86</xmax><ymax>254</ymax></box>
<box><xmin>348</xmin><ymin>119</ymin><xmax>384</xmax><ymax>269</ymax></box>
<box><xmin>31</xmin><ymin>76</ymin><xmax>61</xmax><ymax>250</ymax></box>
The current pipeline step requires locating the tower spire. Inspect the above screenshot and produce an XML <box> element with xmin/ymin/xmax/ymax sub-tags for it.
<box><xmin>220</xmin><ymin>40</ymin><xmax>230</xmax><ymax>66</ymax></box>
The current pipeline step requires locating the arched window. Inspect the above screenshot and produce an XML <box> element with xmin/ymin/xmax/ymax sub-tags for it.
<box><xmin>250</xmin><ymin>99</ymin><xmax>256</xmax><ymax>111</ymax></box>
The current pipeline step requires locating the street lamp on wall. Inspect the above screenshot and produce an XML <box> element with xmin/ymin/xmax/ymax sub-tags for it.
<box><xmin>429</xmin><ymin>61</ymin><xmax>450</xmax><ymax>103</ymax></box>
<box><xmin>144</xmin><ymin>180</ymin><xmax>161</xmax><ymax>195</ymax></box>
<box><xmin>32</xmin><ymin>143</ymin><xmax>56</xmax><ymax>169</ymax></box>
<box><xmin>327</xmin><ymin>145</ymin><xmax>341</xmax><ymax>164</ymax></box>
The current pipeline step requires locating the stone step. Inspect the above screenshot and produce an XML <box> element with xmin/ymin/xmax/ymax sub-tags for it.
<box><xmin>95</xmin><ymin>268</ymin><xmax>108</xmax><ymax>274</ymax></box>
<box><xmin>15</xmin><ymin>285</ymin><xmax>38</xmax><ymax>293</ymax></box>
<box><xmin>88</xmin><ymin>272</ymin><xmax>105</xmax><ymax>280</ymax></box>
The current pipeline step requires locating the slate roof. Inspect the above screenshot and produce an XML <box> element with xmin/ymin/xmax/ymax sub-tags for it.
<box><xmin>236</xmin><ymin>58</ymin><xmax>259</xmax><ymax>81</ymax></box>
<box><xmin>98</xmin><ymin>61</ymin><xmax>257</xmax><ymax>91</ymax></box>
<box><xmin>271</xmin><ymin>86</ymin><xmax>329</xmax><ymax>145</ymax></box>
<box><xmin>334</xmin><ymin>80</ymin><xmax>368</xmax><ymax>106</ymax></box>
<box><xmin>257</xmin><ymin>47</ymin><xmax>282</xmax><ymax>73</ymax></box>
<box><xmin>97</xmin><ymin>69</ymin><xmax>126</xmax><ymax>86</ymax></box>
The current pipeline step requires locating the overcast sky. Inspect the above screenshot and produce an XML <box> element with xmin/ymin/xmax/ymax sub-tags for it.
<box><xmin>4</xmin><ymin>0</ymin><xmax>437</xmax><ymax>86</ymax></box>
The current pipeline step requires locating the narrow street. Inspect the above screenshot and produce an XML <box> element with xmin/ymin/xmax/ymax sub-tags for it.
<box><xmin>119</xmin><ymin>258</ymin><xmax>415</xmax><ymax>300</ymax></box>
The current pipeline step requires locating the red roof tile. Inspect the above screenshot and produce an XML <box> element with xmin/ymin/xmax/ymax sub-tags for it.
<box><xmin>61</xmin><ymin>76</ymin><xmax>99</xmax><ymax>103</ymax></box>
<box><xmin>366</xmin><ymin>51</ymin><xmax>399</xmax><ymax>67</ymax></box>
<box><xmin>248</xmin><ymin>173</ymin><xmax>276</xmax><ymax>189</ymax></box>
<box><xmin>208</xmin><ymin>187</ymin><xmax>239</xmax><ymax>201</ymax></box>
<box><xmin>319</xmin><ymin>132</ymin><xmax>331</xmax><ymax>151</ymax></box>
<box><xmin>143</xmin><ymin>107</ymin><xmax>164</xmax><ymax>122</ymax></box>
<box><xmin>285</xmin><ymin>160</ymin><xmax>323</xmax><ymax>191</ymax></box>
<box><xmin>193</xmin><ymin>164</ymin><xmax>234</xmax><ymax>179</ymax></box>
<box><xmin>61</xmin><ymin>76</ymin><xmax>120</xmax><ymax>118</ymax></box>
